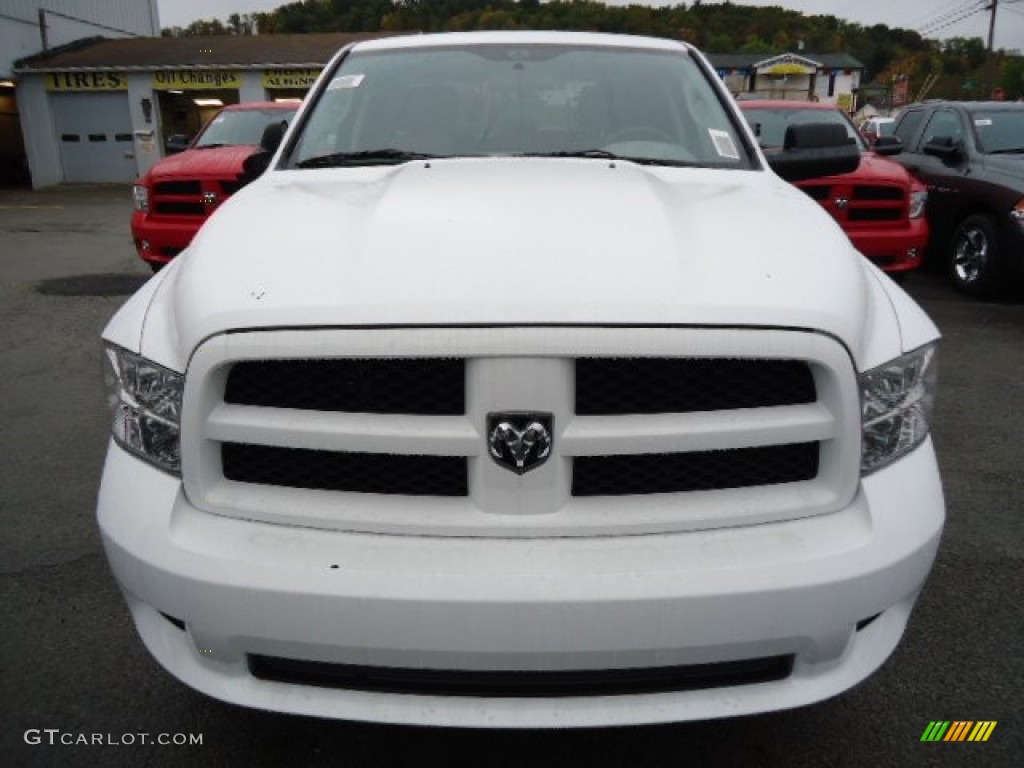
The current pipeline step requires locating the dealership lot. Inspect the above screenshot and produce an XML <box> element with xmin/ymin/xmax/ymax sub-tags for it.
<box><xmin>1</xmin><ymin>184</ymin><xmax>1021</xmax><ymax>767</ymax></box>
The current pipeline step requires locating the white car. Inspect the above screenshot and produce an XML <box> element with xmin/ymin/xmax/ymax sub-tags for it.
<box><xmin>859</xmin><ymin>116</ymin><xmax>897</xmax><ymax>145</ymax></box>
<box><xmin>98</xmin><ymin>31</ymin><xmax>944</xmax><ymax>728</ymax></box>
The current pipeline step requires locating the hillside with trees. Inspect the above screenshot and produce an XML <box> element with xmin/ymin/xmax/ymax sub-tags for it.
<box><xmin>163</xmin><ymin>1</ymin><xmax>1024</xmax><ymax>102</ymax></box>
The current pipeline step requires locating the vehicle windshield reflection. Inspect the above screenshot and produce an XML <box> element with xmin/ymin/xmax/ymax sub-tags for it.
<box><xmin>292</xmin><ymin>44</ymin><xmax>752</xmax><ymax>170</ymax></box>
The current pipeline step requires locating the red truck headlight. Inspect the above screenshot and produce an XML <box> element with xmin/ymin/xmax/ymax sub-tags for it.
<box><xmin>908</xmin><ymin>189</ymin><xmax>927</xmax><ymax>219</ymax></box>
<box><xmin>132</xmin><ymin>184</ymin><xmax>149</xmax><ymax>213</ymax></box>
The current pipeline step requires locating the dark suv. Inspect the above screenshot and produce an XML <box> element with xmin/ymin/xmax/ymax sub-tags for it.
<box><xmin>891</xmin><ymin>101</ymin><xmax>1024</xmax><ymax>297</ymax></box>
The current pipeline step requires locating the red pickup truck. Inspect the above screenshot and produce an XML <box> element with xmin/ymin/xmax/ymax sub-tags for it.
<box><xmin>131</xmin><ymin>101</ymin><xmax>298</xmax><ymax>271</ymax></box>
<box><xmin>740</xmin><ymin>101</ymin><xmax>928</xmax><ymax>279</ymax></box>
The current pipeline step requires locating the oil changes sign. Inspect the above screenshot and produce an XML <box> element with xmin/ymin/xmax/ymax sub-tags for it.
<box><xmin>45</xmin><ymin>72</ymin><xmax>128</xmax><ymax>91</ymax></box>
<box><xmin>152</xmin><ymin>70</ymin><xmax>242</xmax><ymax>90</ymax></box>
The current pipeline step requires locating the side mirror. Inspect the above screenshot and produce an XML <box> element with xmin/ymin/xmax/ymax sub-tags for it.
<box><xmin>239</xmin><ymin>151</ymin><xmax>272</xmax><ymax>186</ymax></box>
<box><xmin>260</xmin><ymin>121</ymin><xmax>287</xmax><ymax>153</ymax></box>
<box><xmin>873</xmin><ymin>135</ymin><xmax>902</xmax><ymax>156</ymax></box>
<box><xmin>238</xmin><ymin>122</ymin><xmax>288</xmax><ymax>187</ymax></box>
<box><xmin>766</xmin><ymin>123</ymin><xmax>861</xmax><ymax>182</ymax></box>
<box><xmin>922</xmin><ymin>137</ymin><xmax>962</xmax><ymax>162</ymax></box>
<box><xmin>165</xmin><ymin>134</ymin><xmax>191</xmax><ymax>153</ymax></box>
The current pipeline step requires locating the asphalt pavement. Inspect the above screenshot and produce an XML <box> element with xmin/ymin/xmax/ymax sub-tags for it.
<box><xmin>1</xmin><ymin>184</ymin><xmax>1021</xmax><ymax>767</ymax></box>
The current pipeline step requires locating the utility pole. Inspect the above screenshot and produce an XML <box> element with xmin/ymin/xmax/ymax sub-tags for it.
<box><xmin>38</xmin><ymin>8</ymin><xmax>48</xmax><ymax>50</ymax></box>
<box><xmin>986</xmin><ymin>0</ymin><xmax>999</xmax><ymax>52</ymax></box>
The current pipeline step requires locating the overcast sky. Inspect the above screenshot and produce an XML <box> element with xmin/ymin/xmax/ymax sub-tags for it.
<box><xmin>157</xmin><ymin>1</ymin><xmax>1024</xmax><ymax>52</ymax></box>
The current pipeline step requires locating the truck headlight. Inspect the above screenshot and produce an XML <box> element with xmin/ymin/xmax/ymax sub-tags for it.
<box><xmin>132</xmin><ymin>184</ymin><xmax>149</xmax><ymax>212</ymax></box>
<box><xmin>102</xmin><ymin>344</ymin><xmax>183</xmax><ymax>474</ymax></box>
<box><xmin>908</xmin><ymin>189</ymin><xmax>927</xmax><ymax>219</ymax></box>
<box><xmin>860</xmin><ymin>343</ymin><xmax>937</xmax><ymax>475</ymax></box>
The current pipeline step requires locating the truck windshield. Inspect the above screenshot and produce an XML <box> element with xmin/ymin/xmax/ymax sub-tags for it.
<box><xmin>744</xmin><ymin>108</ymin><xmax>866</xmax><ymax>151</ymax></box>
<box><xmin>290</xmin><ymin>43</ymin><xmax>752</xmax><ymax>169</ymax></box>
<box><xmin>195</xmin><ymin>109</ymin><xmax>295</xmax><ymax>148</ymax></box>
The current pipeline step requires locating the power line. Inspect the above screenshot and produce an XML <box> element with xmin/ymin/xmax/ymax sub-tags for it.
<box><xmin>896</xmin><ymin>0</ymin><xmax>975</xmax><ymax>30</ymax></box>
<box><xmin>922</xmin><ymin>9</ymin><xmax>988</xmax><ymax>37</ymax></box>
<box><xmin>921</xmin><ymin>2</ymin><xmax>983</xmax><ymax>36</ymax></box>
<box><xmin>920</xmin><ymin>6</ymin><xmax>989</xmax><ymax>37</ymax></box>
<box><xmin>918</xmin><ymin>1</ymin><xmax>986</xmax><ymax>34</ymax></box>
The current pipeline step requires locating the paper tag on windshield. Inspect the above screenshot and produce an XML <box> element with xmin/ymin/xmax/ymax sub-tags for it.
<box><xmin>328</xmin><ymin>74</ymin><xmax>365</xmax><ymax>90</ymax></box>
<box><xmin>974</xmin><ymin>118</ymin><xmax>993</xmax><ymax>127</ymax></box>
<box><xmin>709</xmin><ymin>129</ymin><xmax>740</xmax><ymax>160</ymax></box>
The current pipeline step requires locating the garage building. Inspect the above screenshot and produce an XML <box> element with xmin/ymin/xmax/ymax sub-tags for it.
<box><xmin>1</xmin><ymin>0</ymin><xmax>160</xmax><ymax>186</ymax></box>
<box><xmin>14</xmin><ymin>33</ymin><xmax>380</xmax><ymax>188</ymax></box>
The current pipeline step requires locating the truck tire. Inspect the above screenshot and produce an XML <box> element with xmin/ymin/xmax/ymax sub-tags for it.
<box><xmin>949</xmin><ymin>214</ymin><xmax>1006</xmax><ymax>298</ymax></box>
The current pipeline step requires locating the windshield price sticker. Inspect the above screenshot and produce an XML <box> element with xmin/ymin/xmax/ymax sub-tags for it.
<box><xmin>328</xmin><ymin>74</ymin><xmax>366</xmax><ymax>90</ymax></box>
<box><xmin>974</xmin><ymin>118</ymin><xmax>993</xmax><ymax>126</ymax></box>
<box><xmin>709</xmin><ymin>129</ymin><xmax>740</xmax><ymax>160</ymax></box>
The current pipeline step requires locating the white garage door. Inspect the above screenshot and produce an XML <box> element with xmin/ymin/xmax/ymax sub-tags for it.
<box><xmin>51</xmin><ymin>92</ymin><xmax>136</xmax><ymax>183</ymax></box>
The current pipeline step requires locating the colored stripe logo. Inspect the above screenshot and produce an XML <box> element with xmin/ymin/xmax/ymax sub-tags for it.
<box><xmin>921</xmin><ymin>721</ymin><xmax>997</xmax><ymax>742</ymax></box>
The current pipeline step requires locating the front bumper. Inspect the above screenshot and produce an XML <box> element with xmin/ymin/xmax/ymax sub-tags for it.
<box><xmin>98</xmin><ymin>439</ymin><xmax>943</xmax><ymax>728</ymax></box>
<box><xmin>130</xmin><ymin>211</ymin><xmax>201</xmax><ymax>267</ymax></box>
<box><xmin>849</xmin><ymin>218</ymin><xmax>929</xmax><ymax>275</ymax></box>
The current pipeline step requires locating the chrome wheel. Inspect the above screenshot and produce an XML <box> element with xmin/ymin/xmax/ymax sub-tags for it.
<box><xmin>952</xmin><ymin>224</ymin><xmax>988</xmax><ymax>285</ymax></box>
<box><xmin>948</xmin><ymin>214</ymin><xmax>1006</xmax><ymax>298</ymax></box>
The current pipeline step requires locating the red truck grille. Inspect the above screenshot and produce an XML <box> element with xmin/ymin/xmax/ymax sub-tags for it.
<box><xmin>151</xmin><ymin>178</ymin><xmax>240</xmax><ymax>217</ymax></box>
<box><xmin>800</xmin><ymin>183</ymin><xmax>906</xmax><ymax>226</ymax></box>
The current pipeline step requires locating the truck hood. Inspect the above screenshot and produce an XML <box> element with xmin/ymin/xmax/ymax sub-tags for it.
<box><xmin>145</xmin><ymin>145</ymin><xmax>257</xmax><ymax>182</ymax></box>
<box><xmin>850</xmin><ymin>152</ymin><xmax>916</xmax><ymax>184</ymax></box>
<box><xmin>166</xmin><ymin>158</ymin><xmax>877</xmax><ymax>358</ymax></box>
<box><xmin>799</xmin><ymin>151</ymin><xmax>914</xmax><ymax>187</ymax></box>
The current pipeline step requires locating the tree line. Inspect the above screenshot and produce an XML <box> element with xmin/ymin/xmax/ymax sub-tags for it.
<box><xmin>163</xmin><ymin>1</ymin><xmax>1024</xmax><ymax>100</ymax></box>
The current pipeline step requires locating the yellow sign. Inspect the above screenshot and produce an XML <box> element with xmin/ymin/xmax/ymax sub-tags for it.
<box><xmin>45</xmin><ymin>72</ymin><xmax>127</xmax><ymax>91</ymax></box>
<box><xmin>262</xmin><ymin>69</ymin><xmax>322</xmax><ymax>89</ymax></box>
<box><xmin>836</xmin><ymin>93</ymin><xmax>854</xmax><ymax>112</ymax></box>
<box><xmin>152</xmin><ymin>70</ymin><xmax>242</xmax><ymax>91</ymax></box>
<box><xmin>764</xmin><ymin>63</ymin><xmax>815</xmax><ymax>76</ymax></box>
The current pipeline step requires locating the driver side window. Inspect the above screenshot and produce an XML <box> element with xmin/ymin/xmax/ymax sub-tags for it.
<box><xmin>920</xmin><ymin>111</ymin><xmax>964</xmax><ymax>147</ymax></box>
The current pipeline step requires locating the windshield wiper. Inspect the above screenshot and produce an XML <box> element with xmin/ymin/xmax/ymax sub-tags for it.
<box><xmin>195</xmin><ymin>143</ymin><xmax>228</xmax><ymax>150</ymax></box>
<box><xmin>521</xmin><ymin>150</ymin><xmax>700</xmax><ymax>167</ymax></box>
<box><xmin>296</xmin><ymin>149</ymin><xmax>441</xmax><ymax>168</ymax></box>
<box><xmin>988</xmin><ymin>148</ymin><xmax>1024</xmax><ymax>155</ymax></box>
<box><xmin>522</xmin><ymin>150</ymin><xmax>619</xmax><ymax>160</ymax></box>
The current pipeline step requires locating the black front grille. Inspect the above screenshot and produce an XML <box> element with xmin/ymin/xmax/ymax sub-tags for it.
<box><xmin>848</xmin><ymin>208</ymin><xmax>902</xmax><ymax>222</ymax></box>
<box><xmin>153</xmin><ymin>201</ymin><xmax>205</xmax><ymax>216</ymax></box>
<box><xmin>153</xmin><ymin>180</ymin><xmax>201</xmax><ymax>195</ymax></box>
<box><xmin>220</xmin><ymin>179</ymin><xmax>244</xmax><ymax>195</ymax></box>
<box><xmin>854</xmin><ymin>185</ymin><xmax>902</xmax><ymax>201</ymax></box>
<box><xmin>575</xmin><ymin>358</ymin><xmax>815</xmax><ymax>415</ymax></box>
<box><xmin>248</xmin><ymin>654</ymin><xmax>794</xmax><ymax>698</ymax></box>
<box><xmin>572</xmin><ymin>443</ymin><xmax>819</xmax><ymax>496</ymax></box>
<box><xmin>225</xmin><ymin>358</ymin><xmax>465</xmax><ymax>415</ymax></box>
<box><xmin>222</xmin><ymin>443</ymin><xmax>468</xmax><ymax>496</ymax></box>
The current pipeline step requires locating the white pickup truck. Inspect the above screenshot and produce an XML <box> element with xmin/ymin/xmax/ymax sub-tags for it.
<box><xmin>98</xmin><ymin>31</ymin><xmax>944</xmax><ymax>728</ymax></box>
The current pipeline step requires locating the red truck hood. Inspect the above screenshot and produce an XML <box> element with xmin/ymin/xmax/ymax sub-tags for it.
<box><xmin>145</xmin><ymin>145</ymin><xmax>257</xmax><ymax>182</ymax></box>
<box><xmin>800</xmin><ymin>151</ymin><xmax>914</xmax><ymax>187</ymax></box>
